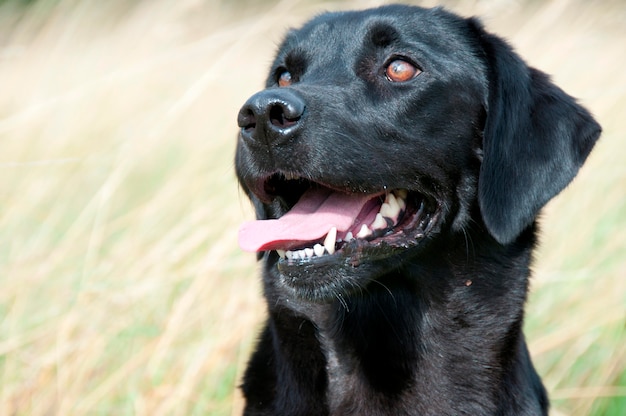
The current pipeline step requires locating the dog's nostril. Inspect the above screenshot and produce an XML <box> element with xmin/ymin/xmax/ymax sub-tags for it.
<box><xmin>238</xmin><ymin>108</ymin><xmax>257</xmax><ymax>131</ymax></box>
<box><xmin>269</xmin><ymin>104</ymin><xmax>300</xmax><ymax>129</ymax></box>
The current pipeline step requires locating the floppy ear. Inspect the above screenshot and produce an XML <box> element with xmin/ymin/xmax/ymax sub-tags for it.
<box><xmin>476</xmin><ymin>29</ymin><xmax>601</xmax><ymax>245</ymax></box>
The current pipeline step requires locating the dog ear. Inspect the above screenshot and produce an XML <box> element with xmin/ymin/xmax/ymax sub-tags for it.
<box><xmin>476</xmin><ymin>28</ymin><xmax>601</xmax><ymax>245</ymax></box>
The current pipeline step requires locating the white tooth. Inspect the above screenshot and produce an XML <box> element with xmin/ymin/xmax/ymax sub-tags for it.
<box><xmin>277</xmin><ymin>249</ymin><xmax>286</xmax><ymax>259</ymax></box>
<box><xmin>304</xmin><ymin>248</ymin><xmax>314</xmax><ymax>258</ymax></box>
<box><xmin>380</xmin><ymin>202</ymin><xmax>390</xmax><ymax>216</ymax></box>
<box><xmin>396</xmin><ymin>195</ymin><xmax>406</xmax><ymax>211</ymax></box>
<box><xmin>356</xmin><ymin>224</ymin><xmax>372</xmax><ymax>239</ymax></box>
<box><xmin>391</xmin><ymin>191</ymin><xmax>406</xmax><ymax>211</ymax></box>
<box><xmin>371</xmin><ymin>213</ymin><xmax>388</xmax><ymax>230</ymax></box>
<box><xmin>388</xmin><ymin>194</ymin><xmax>401</xmax><ymax>220</ymax></box>
<box><xmin>298</xmin><ymin>250</ymin><xmax>307</xmax><ymax>259</ymax></box>
<box><xmin>387</xmin><ymin>193</ymin><xmax>399</xmax><ymax>211</ymax></box>
<box><xmin>324</xmin><ymin>227</ymin><xmax>337</xmax><ymax>255</ymax></box>
<box><xmin>286</xmin><ymin>250</ymin><xmax>294</xmax><ymax>260</ymax></box>
<box><xmin>380</xmin><ymin>196</ymin><xmax>401</xmax><ymax>222</ymax></box>
<box><xmin>380</xmin><ymin>203</ymin><xmax>393</xmax><ymax>218</ymax></box>
<box><xmin>313</xmin><ymin>244</ymin><xmax>325</xmax><ymax>257</ymax></box>
<box><xmin>345</xmin><ymin>232</ymin><xmax>354</xmax><ymax>242</ymax></box>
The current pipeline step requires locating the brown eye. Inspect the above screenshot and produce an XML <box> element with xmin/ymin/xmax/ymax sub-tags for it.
<box><xmin>385</xmin><ymin>59</ymin><xmax>420</xmax><ymax>82</ymax></box>
<box><xmin>278</xmin><ymin>71</ymin><xmax>292</xmax><ymax>87</ymax></box>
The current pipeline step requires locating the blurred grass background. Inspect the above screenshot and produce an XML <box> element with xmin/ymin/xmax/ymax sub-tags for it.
<box><xmin>0</xmin><ymin>0</ymin><xmax>623</xmax><ymax>415</ymax></box>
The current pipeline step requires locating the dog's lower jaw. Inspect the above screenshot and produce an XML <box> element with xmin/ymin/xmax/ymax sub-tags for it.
<box><xmin>264</xmin><ymin>206</ymin><xmax>443</xmax><ymax>304</ymax></box>
<box><xmin>271</xmin><ymin>248</ymin><xmax>410</xmax><ymax>304</ymax></box>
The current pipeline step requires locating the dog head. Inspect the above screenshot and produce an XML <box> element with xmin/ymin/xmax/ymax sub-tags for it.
<box><xmin>235</xmin><ymin>5</ymin><xmax>600</xmax><ymax>302</ymax></box>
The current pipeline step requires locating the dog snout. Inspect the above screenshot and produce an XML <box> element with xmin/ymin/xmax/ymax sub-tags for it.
<box><xmin>237</xmin><ymin>89</ymin><xmax>305</xmax><ymax>144</ymax></box>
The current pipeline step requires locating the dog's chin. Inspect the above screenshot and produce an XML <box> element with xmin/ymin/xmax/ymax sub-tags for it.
<box><xmin>268</xmin><ymin>245</ymin><xmax>405</xmax><ymax>303</ymax></box>
<box><xmin>266</xmin><ymin>206</ymin><xmax>441</xmax><ymax>303</ymax></box>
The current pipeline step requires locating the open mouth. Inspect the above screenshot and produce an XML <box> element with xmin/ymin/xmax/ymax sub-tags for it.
<box><xmin>238</xmin><ymin>173</ymin><xmax>439</xmax><ymax>264</ymax></box>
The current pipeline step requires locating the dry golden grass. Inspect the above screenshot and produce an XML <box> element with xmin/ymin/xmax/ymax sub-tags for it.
<box><xmin>0</xmin><ymin>0</ymin><xmax>623</xmax><ymax>415</ymax></box>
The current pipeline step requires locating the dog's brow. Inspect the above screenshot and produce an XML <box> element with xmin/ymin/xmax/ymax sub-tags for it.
<box><xmin>284</xmin><ymin>49</ymin><xmax>308</xmax><ymax>74</ymax></box>
<box><xmin>368</xmin><ymin>22</ymin><xmax>400</xmax><ymax>47</ymax></box>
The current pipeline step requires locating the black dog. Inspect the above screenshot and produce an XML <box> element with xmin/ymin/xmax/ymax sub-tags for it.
<box><xmin>235</xmin><ymin>5</ymin><xmax>600</xmax><ymax>415</ymax></box>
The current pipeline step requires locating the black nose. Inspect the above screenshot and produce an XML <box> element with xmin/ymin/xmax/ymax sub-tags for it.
<box><xmin>237</xmin><ymin>89</ymin><xmax>305</xmax><ymax>144</ymax></box>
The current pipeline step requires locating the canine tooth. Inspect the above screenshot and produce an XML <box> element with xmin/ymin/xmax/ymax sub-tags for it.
<box><xmin>304</xmin><ymin>248</ymin><xmax>314</xmax><ymax>258</ymax></box>
<box><xmin>389</xmin><ymin>194</ymin><xmax>401</xmax><ymax>220</ymax></box>
<box><xmin>324</xmin><ymin>227</ymin><xmax>337</xmax><ymax>255</ymax></box>
<box><xmin>389</xmin><ymin>193</ymin><xmax>401</xmax><ymax>212</ymax></box>
<box><xmin>381</xmin><ymin>195</ymin><xmax>401</xmax><ymax>222</ymax></box>
<box><xmin>356</xmin><ymin>224</ymin><xmax>372</xmax><ymax>239</ymax></box>
<box><xmin>345</xmin><ymin>232</ymin><xmax>354</xmax><ymax>242</ymax></box>
<box><xmin>371</xmin><ymin>213</ymin><xmax>388</xmax><ymax>230</ymax></box>
<box><xmin>313</xmin><ymin>244</ymin><xmax>325</xmax><ymax>257</ymax></box>
<box><xmin>396</xmin><ymin>195</ymin><xmax>406</xmax><ymax>211</ymax></box>
<box><xmin>277</xmin><ymin>249</ymin><xmax>286</xmax><ymax>259</ymax></box>
<box><xmin>380</xmin><ymin>202</ymin><xmax>391</xmax><ymax>216</ymax></box>
<box><xmin>387</xmin><ymin>193</ymin><xmax>399</xmax><ymax>210</ymax></box>
<box><xmin>380</xmin><ymin>203</ymin><xmax>398</xmax><ymax>221</ymax></box>
<box><xmin>391</xmin><ymin>190</ymin><xmax>406</xmax><ymax>211</ymax></box>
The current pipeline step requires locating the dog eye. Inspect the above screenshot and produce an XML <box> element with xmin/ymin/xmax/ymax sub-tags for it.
<box><xmin>278</xmin><ymin>70</ymin><xmax>293</xmax><ymax>87</ymax></box>
<box><xmin>385</xmin><ymin>59</ymin><xmax>420</xmax><ymax>82</ymax></box>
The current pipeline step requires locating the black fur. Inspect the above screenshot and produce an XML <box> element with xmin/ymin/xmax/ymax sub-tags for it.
<box><xmin>235</xmin><ymin>5</ymin><xmax>600</xmax><ymax>415</ymax></box>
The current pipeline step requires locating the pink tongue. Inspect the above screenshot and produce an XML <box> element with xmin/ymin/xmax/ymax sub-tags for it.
<box><xmin>238</xmin><ymin>188</ymin><xmax>373</xmax><ymax>252</ymax></box>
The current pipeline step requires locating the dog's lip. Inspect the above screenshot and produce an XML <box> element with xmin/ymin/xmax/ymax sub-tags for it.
<box><xmin>271</xmin><ymin>188</ymin><xmax>438</xmax><ymax>266</ymax></box>
<box><xmin>251</xmin><ymin>171</ymin><xmax>368</xmax><ymax>206</ymax></box>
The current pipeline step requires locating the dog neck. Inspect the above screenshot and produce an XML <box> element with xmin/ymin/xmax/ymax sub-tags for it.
<box><xmin>251</xmin><ymin>231</ymin><xmax>547</xmax><ymax>414</ymax></box>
